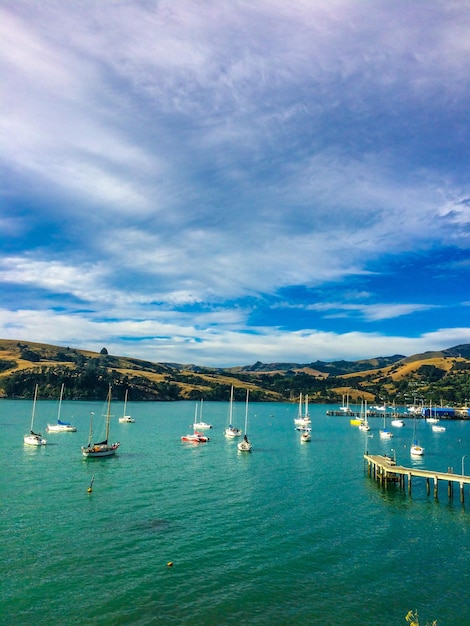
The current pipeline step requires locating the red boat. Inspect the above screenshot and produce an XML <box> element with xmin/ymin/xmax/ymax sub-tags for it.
<box><xmin>181</xmin><ymin>431</ymin><xmax>210</xmax><ymax>443</ymax></box>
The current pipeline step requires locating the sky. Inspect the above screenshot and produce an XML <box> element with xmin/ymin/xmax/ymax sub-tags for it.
<box><xmin>1</xmin><ymin>0</ymin><xmax>470</xmax><ymax>367</ymax></box>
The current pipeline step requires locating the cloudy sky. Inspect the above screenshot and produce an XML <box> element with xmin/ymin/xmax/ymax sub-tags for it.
<box><xmin>2</xmin><ymin>1</ymin><xmax>470</xmax><ymax>366</ymax></box>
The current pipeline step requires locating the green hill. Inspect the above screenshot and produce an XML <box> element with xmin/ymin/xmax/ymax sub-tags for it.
<box><xmin>1</xmin><ymin>338</ymin><xmax>470</xmax><ymax>406</ymax></box>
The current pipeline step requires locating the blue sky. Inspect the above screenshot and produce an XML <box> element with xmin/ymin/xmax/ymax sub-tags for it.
<box><xmin>1</xmin><ymin>1</ymin><xmax>470</xmax><ymax>366</ymax></box>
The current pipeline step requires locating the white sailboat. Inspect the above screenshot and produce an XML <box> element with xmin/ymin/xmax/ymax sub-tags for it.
<box><xmin>339</xmin><ymin>392</ymin><xmax>352</xmax><ymax>413</ymax></box>
<box><xmin>24</xmin><ymin>384</ymin><xmax>47</xmax><ymax>446</ymax></box>
<box><xmin>379</xmin><ymin>407</ymin><xmax>393</xmax><ymax>439</ymax></box>
<box><xmin>294</xmin><ymin>393</ymin><xmax>311</xmax><ymax>429</ymax></box>
<box><xmin>410</xmin><ymin>416</ymin><xmax>424</xmax><ymax>456</ymax></box>
<box><xmin>238</xmin><ymin>389</ymin><xmax>252</xmax><ymax>452</ymax></box>
<box><xmin>192</xmin><ymin>399</ymin><xmax>212</xmax><ymax>429</ymax></box>
<box><xmin>82</xmin><ymin>385</ymin><xmax>120</xmax><ymax>458</ymax></box>
<box><xmin>224</xmin><ymin>386</ymin><xmax>242</xmax><ymax>437</ymax></box>
<box><xmin>119</xmin><ymin>389</ymin><xmax>135</xmax><ymax>423</ymax></box>
<box><xmin>359</xmin><ymin>400</ymin><xmax>370</xmax><ymax>431</ymax></box>
<box><xmin>46</xmin><ymin>383</ymin><xmax>77</xmax><ymax>432</ymax></box>
<box><xmin>181</xmin><ymin>403</ymin><xmax>210</xmax><ymax>443</ymax></box>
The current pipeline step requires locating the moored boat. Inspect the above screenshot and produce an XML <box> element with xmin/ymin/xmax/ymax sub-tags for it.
<box><xmin>237</xmin><ymin>390</ymin><xmax>252</xmax><ymax>452</ymax></box>
<box><xmin>46</xmin><ymin>383</ymin><xmax>77</xmax><ymax>432</ymax></box>
<box><xmin>300</xmin><ymin>430</ymin><xmax>311</xmax><ymax>442</ymax></box>
<box><xmin>225</xmin><ymin>386</ymin><xmax>242</xmax><ymax>437</ymax></box>
<box><xmin>294</xmin><ymin>393</ymin><xmax>311</xmax><ymax>429</ymax></box>
<box><xmin>118</xmin><ymin>389</ymin><xmax>135</xmax><ymax>423</ymax></box>
<box><xmin>181</xmin><ymin>431</ymin><xmax>210</xmax><ymax>443</ymax></box>
<box><xmin>24</xmin><ymin>384</ymin><xmax>47</xmax><ymax>446</ymax></box>
<box><xmin>82</xmin><ymin>386</ymin><xmax>120</xmax><ymax>458</ymax></box>
<box><xmin>192</xmin><ymin>399</ymin><xmax>212</xmax><ymax>429</ymax></box>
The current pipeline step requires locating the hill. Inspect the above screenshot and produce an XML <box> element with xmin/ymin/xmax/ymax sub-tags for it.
<box><xmin>1</xmin><ymin>338</ymin><xmax>470</xmax><ymax>405</ymax></box>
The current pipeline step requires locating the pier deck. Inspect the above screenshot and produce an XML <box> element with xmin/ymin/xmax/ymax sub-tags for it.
<box><xmin>364</xmin><ymin>454</ymin><xmax>470</xmax><ymax>501</ymax></box>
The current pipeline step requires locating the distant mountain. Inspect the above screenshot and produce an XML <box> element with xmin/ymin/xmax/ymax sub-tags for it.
<box><xmin>229</xmin><ymin>355</ymin><xmax>405</xmax><ymax>377</ymax></box>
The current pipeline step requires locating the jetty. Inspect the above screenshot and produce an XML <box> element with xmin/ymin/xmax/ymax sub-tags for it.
<box><xmin>364</xmin><ymin>454</ymin><xmax>470</xmax><ymax>502</ymax></box>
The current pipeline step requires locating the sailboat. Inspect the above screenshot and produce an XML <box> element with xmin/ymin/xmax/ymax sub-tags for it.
<box><xmin>238</xmin><ymin>389</ymin><xmax>252</xmax><ymax>452</ymax></box>
<box><xmin>359</xmin><ymin>400</ymin><xmax>370</xmax><ymax>431</ymax></box>
<box><xmin>294</xmin><ymin>393</ymin><xmax>311</xmax><ymax>429</ymax></box>
<box><xmin>24</xmin><ymin>384</ymin><xmax>47</xmax><ymax>446</ymax></box>
<box><xmin>224</xmin><ymin>386</ymin><xmax>242</xmax><ymax>437</ymax></box>
<box><xmin>339</xmin><ymin>392</ymin><xmax>352</xmax><ymax>413</ymax></box>
<box><xmin>46</xmin><ymin>383</ymin><xmax>77</xmax><ymax>432</ymax></box>
<box><xmin>192</xmin><ymin>399</ymin><xmax>212</xmax><ymax>429</ymax></box>
<box><xmin>410</xmin><ymin>416</ymin><xmax>425</xmax><ymax>456</ymax></box>
<box><xmin>379</xmin><ymin>407</ymin><xmax>393</xmax><ymax>439</ymax></box>
<box><xmin>119</xmin><ymin>389</ymin><xmax>135</xmax><ymax>423</ymax></box>
<box><xmin>181</xmin><ymin>403</ymin><xmax>210</xmax><ymax>443</ymax></box>
<box><xmin>82</xmin><ymin>385</ymin><xmax>120</xmax><ymax>458</ymax></box>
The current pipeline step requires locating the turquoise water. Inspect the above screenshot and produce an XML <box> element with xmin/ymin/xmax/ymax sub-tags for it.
<box><xmin>1</xmin><ymin>399</ymin><xmax>469</xmax><ymax>625</ymax></box>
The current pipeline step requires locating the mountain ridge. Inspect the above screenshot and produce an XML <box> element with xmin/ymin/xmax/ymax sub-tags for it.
<box><xmin>1</xmin><ymin>338</ymin><xmax>469</xmax><ymax>404</ymax></box>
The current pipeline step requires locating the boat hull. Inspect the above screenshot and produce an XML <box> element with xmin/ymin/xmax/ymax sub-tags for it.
<box><xmin>224</xmin><ymin>428</ymin><xmax>242</xmax><ymax>438</ymax></box>
<box><xmin>181</xmin><ymin>431</ymin><xmax>210</xmax><ymax>443</ymax></box>
<box><xmin>24</xmin><ymin>434</ymin><xmax>47</xmax><ymax>446</ymax></box>
<box><xmin>237</xmin><ymin>440</ymin><xmax>252</xmax><ymax>451</ymax></box>
<box><xmin>46</xmin><ymin>423</ymin><xmax>77</xmax><ymax>432</ymax></box>
<box><xmin>82</xmin><ymin>442</ymin><xmax>120</xmax><ymax>457</ymax></box>
<box><xmin>119</xmin><ymin>416</ymin><xmax>135</xmax><ymax>423</ymax></box>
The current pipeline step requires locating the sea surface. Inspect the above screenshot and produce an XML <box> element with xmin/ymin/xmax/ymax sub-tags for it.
<box><xmin>1</xmin><ymin>399</ymin><xmax>469</xmax><ymax>626</ymax></box>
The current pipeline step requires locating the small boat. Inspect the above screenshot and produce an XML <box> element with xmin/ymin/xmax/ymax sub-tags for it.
<box><xmin>181</xmin><ymin>431</ymin><xmax>210</xmax><ymax>443</ymax></box>
<box><xmin>410</xmin><ymin>443</ymin><xmax>425</xmax><ymax>456</ymax></box>
<box><xmin>379</xmin><ymin>409</ymin><xmax>393</xmax><ymax>439</ymax></box>
<box><xmin>391</xmin><ymin>418</ymin><xmax>405</xmax><ymax>428</ymax></box>
<box><xmin>300</xmin><ymin>430</ymin><xmax>311</xmax><ymax>443</ymax></box>
<box><xmin>82</xmin><ymin>386</ymin><xmax>120</xmax><ymax>458</ymax></box>
<box><xmin>24</xmin><ymin>384</ymin><xmax>47</xmax><ymax>446</ymax></box>
<box><xmin>118</xmin><ymin>389</ymin><xmax>135</xmax><ymax>423</ymax></box>
<box><xmin>46</xmin><ymin>383</ymin><xmax>77</xmax><ymax>432</ymax></box>
<box><xmin>238</xmin><ymin>390</ymin><xmax>252</xmax><ymax>452</ymax></box>
<box><xmin>432</xmin><ymin>424</ymin><xmax>446</xmax><ymax>433</ymax></box>
<box><xmin>192</xmin><ymin>399</ymin><xmax>212</xmax><ymax>429</ymax></box>
<box><xmin>410</xmin><ymin>417</ymin><xmax>424</xmax><ymax>456</ymax></box>
<box><xmin>224</xmin><ymin>386</ymin><xmax>242</xmax><ymax>437</ymax></box>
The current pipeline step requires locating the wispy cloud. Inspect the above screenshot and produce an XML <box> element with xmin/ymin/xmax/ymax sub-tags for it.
<box><xmin>1</xmin><ymin>1</ymin><xmax>470</xmax><ymax>364</ymax></box>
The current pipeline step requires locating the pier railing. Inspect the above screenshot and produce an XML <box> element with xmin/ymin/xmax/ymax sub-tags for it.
<box><xmin>364</xmin><ymin>454</ymin><xmax>470</xmax><ymax>502</ymax></box>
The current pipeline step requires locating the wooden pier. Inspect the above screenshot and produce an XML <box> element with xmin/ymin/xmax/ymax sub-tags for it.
<box><xmin>364</xmin><ymin>454</ymin><xmax>470</xmax><ymax>502</ymax></box>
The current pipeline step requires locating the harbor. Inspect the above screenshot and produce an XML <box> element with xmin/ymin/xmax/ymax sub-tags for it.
<box><xmin>364</xmin><ymin>454</ymin><xmax>470</xmax><ymax>501</ymax></box>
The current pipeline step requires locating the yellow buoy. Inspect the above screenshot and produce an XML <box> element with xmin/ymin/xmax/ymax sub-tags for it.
<box><xmin>167</xmin><ymin>561</ymin><xmax>173</xmax><ymax>567</ymax></box>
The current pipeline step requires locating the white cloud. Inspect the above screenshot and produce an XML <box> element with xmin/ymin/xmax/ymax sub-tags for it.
<box><xmin>1</xmin><ymin>1</ymin><xmax>470</xmax><ymax>365</ymax></box>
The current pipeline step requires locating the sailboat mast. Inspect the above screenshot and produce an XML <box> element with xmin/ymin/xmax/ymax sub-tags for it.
<box><xmin>57</xmin><ymin>383</ymin><xmax>64</xmax><ymax>421</ymax></box>
<box><xmin>88</xmin><ymin>412</ymin><xmax>94</xmax><ymax>446</ymax></box>
<box><xmin>30</xmin><ymin>384</ymin><xmax>38</xmax><ymax>431</ymax></box>
<box><xmin>244</xmin><ymin>389</ymin><xmax>249</xmax><ymax>434</ymax></box>
<box><xmin>105</xmin><ymin>385</ymin><xmax>112</xmax><ymax>441</ymax></box>
<box><xmin>229</xmin><ymin>385</ymin><xmax>234</xmax><ymax>424</ymax></box>
<box><xmin>123</xmin><ymin>389</ymin><xmax>128</xmax><ymax>415</ymax></box>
